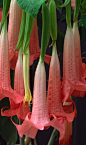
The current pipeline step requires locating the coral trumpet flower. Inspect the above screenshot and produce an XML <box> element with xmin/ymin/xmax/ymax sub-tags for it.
<box><xmin>47</xmin><ymin>42</ymin><xmax>75</xmax><ymax>124</ymax></box>
<box><xmin>71</xmin><ymin>21</ymin><xmax>86</xmax><ymax>97</ymax></box>
<box><xmin>8</xmin><ymin>0</ymin><xmax>22</xmax><ymax>70</ymax></box>
<box><xmin>0</xmin><ymin>18</ymin><xmax>24</xmax><ymax>103</ymax></box>
<box><xmin>12</xmin><ymin>57</ymin><xmax>65</xmax><ymax>139</ymax></box>
<box><xmin>62</xmin><ymin>26</ymin><xmax>86</xmax><ymax>102</ymax></box>
<box><xmin>1</xmin><ymin>47</ymin><xmax>29</xmax><ymax>121</ymax></box>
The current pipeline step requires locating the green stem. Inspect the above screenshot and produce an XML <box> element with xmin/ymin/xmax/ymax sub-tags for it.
<box><xmin>66</xmin><ymin>1</ymin><xmax>71</xmax><ymax>27</ymax></box>
<box><xmin>47</xmin><ymin>128</ymin><xmax>58</xmax><ymax>145</ymax></box>
<box><xmin>73</xmin><ymin>0</ymin><xmax>81</xmax><ymax>21</ymax></box>
<box><xmin>1</xmin><ymin>17</ymin><xmax>7</xmax><ymax>34</ymax></box>
<box><xmin>19</xmin><ymin>120</ymin><xmax>24</xmax><ymax>145</ymax></box>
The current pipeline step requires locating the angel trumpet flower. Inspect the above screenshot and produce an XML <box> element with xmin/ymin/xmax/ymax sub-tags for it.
<box><xmin>0</xmin><ymin>18</ymin><xmax>24</xmax><ymax>103</ymax></box>
<box><xmin>59</xmin><ymin>102</ymin><xmax>73</xmax><ymax>145</ymax></box>
<box><xmin>71</xmin><ymin>21</ymin><xmax>86</xmax><ymax>97</ymax></box>
<box><xmin>12</xmin><ymin>57</ymin><xmax>65</xmax><ymax>139</ymax></box>
<box><xmin>62</xmin><ymin>26</ymin><xmax>86</xmax><ymax>102</ymax></box>
<box><xmin>47</xmin><ymin>42</ymin><xmax>76</xmax><ymax>124</ymax></box>
<box><xmin>8</xmin><ymin>0</ymin><xmax>22</xmax><ymax>70</ymax></box>
<box><xmin>1</xmin><ymin>47</ymin><xmax>29</xmax><ymax>121</ymax></box>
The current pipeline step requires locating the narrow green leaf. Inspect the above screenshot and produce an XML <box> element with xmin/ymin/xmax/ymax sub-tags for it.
<box><xmin>17</xmin><ymin>0</ymin><xmax>47</xmax><ymax>18</ymax></box>
<box><xmin>81</xmin><ymin>15</ymin><xmax>86</xmax><ymax>28</ymax></box>
<box><xmin>58</xmin><ymin>0</ymin><xmax>70</xmax><ymax>7</ymax></box>
<box><xmin>0</xmin><ymin>0</ymin><xmax>11</xmax><ymax>27</ymax></box>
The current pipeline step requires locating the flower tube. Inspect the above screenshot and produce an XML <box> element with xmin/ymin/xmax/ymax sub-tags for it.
<box><xmin>47</xmin><ymin>42</ymin><xmax>76</xmax><ymax>123</ymax></box>
<box><xmin>0</xmin><ymin>17</ymin><xmax>24</xmax><ymax>103</ymax></box>
<box><xmin>71</xmin><ymin>21</ymin><xmax>86</xmax><ymax>97</ymax></box>
<box><xmin>1</xmin><ymin>47</ymin><xmax>29</xmax><ymax>121</ymax></box>
<box><xmin>8</xmin><ymin>0</ymin><xmax>22</xmax><ymax>70</ymax></box>
<box><xmin>62</xmin><ymin>26</ymin><xmax>86</xmax><ymax>102</ymax></box>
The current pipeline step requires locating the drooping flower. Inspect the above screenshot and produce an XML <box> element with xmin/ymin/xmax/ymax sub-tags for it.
<box><xmin>0</xmin><ymin>18</ymin><xmax>24</xmax><ymax>103</ymax></box>
<box><xmin>8</xmin><ymin>0</ymin><xmax>22</xmax><ymax>70</ymax></box>
<box><xmin>58</xmin><ymin>102</ymin><xmax>73</xmax><ymax>145</ymax></box>
<box><xmin>71</xmin><ymin>21</ymin><xmax>86</xmax><ymax>97</ymax></box>
<box><xmin>62</xmin><ymin>26</ymin><xmax>86</xmax><ymax>102</ymax></box>
<box><xmin>1</xmin><ymin>47</ymin><xmax>29</xmax><ymax>121</ymax></box>
<box><xmin>47</xmin><ymin>42</ymin><xmax>76</xmax><ymax>124</ymax></box>
<box><xmin>12</xmin><ymin>57</ymin><xmax>65</xmax><ymax>139</ymax></box>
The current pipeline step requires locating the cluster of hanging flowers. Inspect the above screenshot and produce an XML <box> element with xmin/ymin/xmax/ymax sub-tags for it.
<box><xmin>0</xmin><ymin>0</ymin><xmax>85</xmax><ymax>144</ymax></box>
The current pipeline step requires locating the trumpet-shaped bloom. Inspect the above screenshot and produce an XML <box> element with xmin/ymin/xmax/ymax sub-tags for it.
<box><xmin>8</xmin><ymin>0</ymin><xmax>22</xmax><ymax>70</ymax></box>
<box><xmin>12</xmin><ymin>57</ymin><xmax>65</xmax><ymax>139</ymax></box>
<box><xmin>71</xmin><ymin>21</ymin><xmax>86</xmax><ymax>97</ymax></box>
<box><xmin>47</xmin><ymin>42</ymin><xmax>76</xmax><ymax>124</ymax></box>
<box><xmin>59</xmin><ymin>102</ymin><xmax>73</xmax><ymax>145</ymax></box>
<box><xmin>62</xmin><ymin>26</ymin><xmax>86</xmax><ymax>102</ymax></box>
<box><xmin>1</xmin><ymin>47</ymin><xmax>29</xmax><ymax>121</ymax></box>
<box><xmin>0</xmin><ymin>18</ymin><xmax>24</xmax><ymax>103</ymax></box>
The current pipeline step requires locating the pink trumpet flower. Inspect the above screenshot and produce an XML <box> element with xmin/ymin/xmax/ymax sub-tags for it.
<box><xmin>12</xmin><ymin>57</ymin><xmax>65</xmax><ymax>139</ymax></box>
<box><xmin>1</xmin><ymin>47</ymin><xmax>29</xmax><ymax>121</ymax></box>
<box><xmin>62</xmin><ymin>26</ymin><xmax>86</xmax><ymax>102</ymax></box>
<box><xmin>58</xmin><ymin>102</ymin><xmax>73</xmax><ymax>145</ymax></box>
<box><xmin>0</xmin><ymin>18</ymin><xmax>24</xmax><ymax>104</ymax></box>
<box><xmin>47</xmin><ymin>42</ymin><xmax>76</xmax><ymax>124</ymax></box>
<box><xmin>8</xmin><ymin>0</ymin><xmax>22</xmax><ymax>70</ymax></box>
<box><xmin>71</xmin><ymin>21</ymin><xmax>86</xmax><ymax>97</ymax></box>
<box><xmin>71</xmin><ymin>0</ymin><xmax>75</xmax><ymax>9</ymax></box>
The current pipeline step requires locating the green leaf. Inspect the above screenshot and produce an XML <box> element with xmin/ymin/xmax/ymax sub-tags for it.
<box><xmin>54</xmin><ymin>0</ymin><xmax>63</xmax><ymax>13</ymax></box>
<box><xmin>0</xmin><ymin>98</ymin><xmax>18</xmax><ymax>145</ymax></box>
<box><xmin>17</xmin><ymin>0</ymin><xmax>47</xmax><ymax>18</ymax></box>
<box><xmin>81</xmin><ymin>15</ymin><xmax>86</xmax><ymax>28</ymax></box>
<box><xmin>0</xmin><ymin>0</ymin><xmax>11</xmax><ymax>28</ymax></box>
<box><xmin>0</xmin><ymin>0</ymin><xmax>3</xmax><ymax>8</ymax></box>
<box><xmin>58</xmin><ymin>0</ymin><xmax>70</xmax><ymax>7</ymax></box>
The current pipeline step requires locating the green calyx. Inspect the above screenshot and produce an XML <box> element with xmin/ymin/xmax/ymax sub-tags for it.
<box><xmin>15</xmin><ymin>10</ymin><xmax>26</xmax><ymax>51</ymax></box>
<box><xmin>41</xmin><ymin>2</ymin><xmax>50</xmax><ymax>63</ymax></box>
<box><xmin>49</xmin><ymin>0</ymin><xmax>57</xmax><ymax>41</ymax></box>
<box><xmin>66</xmin><ymin>1</ymin><xmax>71</xmax><ymax>27</ymax></box>
<box><xmin>73</xmin><ymin>0</ymin><xmax>81</xmax><ymax>22</ymax></box>
<box><xmin>23</xmin><ymin>13</ymin><xmax>33</xmax><ymax>54</ymax></box>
